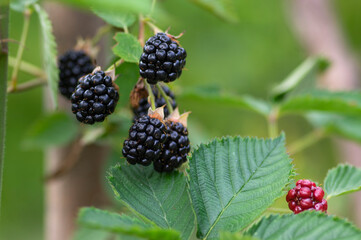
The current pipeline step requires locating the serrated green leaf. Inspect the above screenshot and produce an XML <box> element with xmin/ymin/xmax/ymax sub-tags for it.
<box><xmin>73</xmin><ymin>227</ymin><xmax>114</xmax><ymax>240</ymax></box>
<box><xmin>190</xmin><ymin>0</ymin><xmax>238</xmax><ymax>22</ymax></box>
<box><xmin>92</xmin><ymin>9</ymin><xmax>136</xmax><ymax>29</ymax></box>
<box><xmin>114</xmin><ymin>62</ymin><xmax>139</xmax><ymax>108</ymax></box>
<box><xmin>179</xmin><ymin>89</ymin><xmax>271</xmax><ymax>116</ymax></box>
<box><xmin>34</xmin><ymin>4</ymin><xmax>58</xmax><ymax>109</ymax></box>
<box><xmin>324</xmin><ymin>164</ymin><xmax>361</xmax><ymax>199</ymax></box>
<box><xmin>279</xmin><ymin>90</ymin><xmax>361</xmax><ymax>117</ymax></box>
<box><xmin>113</xmin><ymin>33</ymin><xmax>142</xmax><ymax>63</ymax></box>
<box><xmin>220</xmin><ymin>232</ymin><xmax>259</xmax><ymax>240</ymax></box>
<box><xmin>271</xmin><ymin>57</ymin><xmax>329</xmax><ymax>101</ymax></box>
<box><xmin>188</xmin><ymin>134</ymin><xmax>293</xmax><ymax>239</ymax></box>
<box><xmin>245</xmin><ymin>212</ymin><xmax>361</xmax><ymax>240</ymax></box>
<box><xmin>307</xmin><ymin>112</ymin><xmax>361</xmax><ymax>144</ymax></box>
<box><xmin>77</xmin><ymin>207</ymin><xmax>180</xmax><ymax>240</ymax></box>
<box><xmin>10</xmin><ymin>0</ymin><xmax>37</xmax><ymax>12</ymax></box>
<box><xmin>23</xmin><ymin>112</ymin><xmax>78</xmax><ymax>148</ymax></box>
<box><xmin>108</xmin><ymin>164</ymin><xmax>195</xmax><ymax>240</ymax></box>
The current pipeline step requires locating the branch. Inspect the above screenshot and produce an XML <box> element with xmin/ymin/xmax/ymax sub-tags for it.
<box><xmin>7</xmin><ymin>78</ymin><xmax>47</xmax><ymax>93</ymax></box>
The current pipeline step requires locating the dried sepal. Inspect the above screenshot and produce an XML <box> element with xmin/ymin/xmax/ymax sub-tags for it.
<box><xmin>104</xmin><ymin>68</ymin><xmax>116</xmax><ymax>81</ymax></box>
<box><xmin>166</xmin><ymin>108</ymin><xmax>190</xmax><ymax>128</ymax></box>
<box><xmin>148</xmin><ymin>106</ymin><xmax>165</xmax><ymax>121</ymax></box>
<box><xmin>130</xmin><ymin>78</ymin><xmax>148</xmax><ymax>108</ymax></box>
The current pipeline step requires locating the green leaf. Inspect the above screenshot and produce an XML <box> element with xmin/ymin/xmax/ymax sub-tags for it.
<box><xmin>324</xmin><ymin>164</ymin><xmax>361</xmax><ymax>199</ymax></box>
<box><xmin>113</xmin><ymin>33</ymin><xmax>142</xmax><ymax>63</ymax></box>
<box><xmin>10</xmin><ymin>0</ymin><xmax>37</xmax><ymax>12</ymax></box>
<box><xmin>245</xmin><ymin>212</ymin><xmax>361</xmax><ymax>240</ymax></box>
<box><xmin>34</xmin><ymin>4</ymin><xmax>59</xmax><ymax>109</ymax></box>
<box><xmin>108</xmin><ymin>164</ymin><xmax>195</xmax><ymax>240</ymax></box>
<box><xmin>23</xmin><ymin>112</ymin><xmax>78</xmax><ymax>148</ymax></box>
<box><xmin>188</xmin><ymin>134</ymin><xmax>293</xmax><ymax>239</ymax></box>
<box><xmin>271</xmin><ymin>57</ymin><xmax>329</xmax><ymax>101</ymax></box>
<box><xmin>92</xmin><ymin>9</ymin><xmax>136</xmax><ymax>29</ymax></box>
<box><xmin>179</xmin><ymin>89</ymin><xmax>271</xmax><ymax>116</ymax></box>
<box><xmin>77</xmin><ymin>207</ymin><xmax>180</xmax><ymax>240</ymax></box>
<box><xmin>279</xmin><ymin>90</ymin><xmax>361</xmax><ymax>117</ymax></box>
<box><xmin>115</xmin><ymin>62</ymin><xmax>139</xmax><ymax>109</ymax></box>
<box><xmin>307</xmin><ymin>112</ymin><xmax>361</xmax><ymax>144</ymax></box>
<box><xmin>190</xmin><ymin>0</ymin><xmax>238</xmax><ymax>22</ymax></box>
<box><xmin>220</xmin><ymin>232</ymin><xmax>259</xmax><ymax>240</ymax></box>
<box><xmin>74</xmin><ymin>227</ymin><xmax>114</xmax><ymax>240</ymax></box>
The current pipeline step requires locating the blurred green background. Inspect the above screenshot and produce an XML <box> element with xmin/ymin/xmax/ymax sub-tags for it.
<box><xmin>1</xmin><ymin>0</ymin><xmax>361</xmax><ymax>239</ymax></box>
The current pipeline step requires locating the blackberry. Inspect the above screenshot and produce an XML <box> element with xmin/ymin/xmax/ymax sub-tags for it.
<box><xmin>71</xmin><ymin>70</ymin><xmax>119</xmax><ymax>124</ymax></box>
<box><xmin>122</xmin><ymin>115</ymin><xmax>167</xmax><ymax>166</ymax></box>
<box><xmin>286</xmin><ymin>179</ymin><xmax>328</xmax><ymax>214</ymax></box>
<box><xmin>58</xmin><ymin>50</ymin><xmax>94</xmax><ymax>99</ymax></box>
<box><xmin>139</xmin><ymin>32</ymin><xmax>187</xmax><ymax>84</ymax></box>
<box><xmin>132</xmin><ymin>85</ymin><xmax>177</xmax><ymax>119</ymax></box>
<box><xmin>154</xmin><ymin>120</ymin><xmax>190</xmax><ymax>172</ymax></box>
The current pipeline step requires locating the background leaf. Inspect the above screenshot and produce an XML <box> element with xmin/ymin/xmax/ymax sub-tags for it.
<box><xmin>324</xmin><ymin>164</ymin><xmax>361</xmax><ymax>199</ymax></box>
<box><xmin>77</xmin><ymin>207</ymin><xmax>180</xmax><ymax>240</ymax></box>
<box><xmin>279</xmin><ymin>90</ymin><xmax>361</xmax><ymax>117</ymax></box>
<box><xmin>245</xmin><ymin>212</ymin><xmax>361</xmax><ymax>240</ymax></box>
<box><xmin>108</xmin><ymin>164</ymin><xmax>195</xmax><ymax>240</ymax></box>
<box><xmin>23</xmin><ymin>112</ymin><xmax>78</xmax><ymax>148</ymax></box>
<box><xmin>114</xmin><ymin>62</ymin><xmax>139</xmax><ymax>109</ymax></box>
<box><xmin>33</xmin><ymin>3</ymin><xmax>59</xmax><ymax>109</ymax></box>
<box><xmin>92</xmin><ymin>9</ymin><xmax>136</xmax><ymax>29</ymax></box>
<box><xmin>113</xmin><ymin>33</ymin><xmax>142</xmax><ymax>63</ymax></box>
<box><xmin>220</xmin><ymin>232</ymin><xmax>259</xmax><ymax>240</ymax></box>
<box><xmin>189</xmin><ymin>0</ymin><xmax>238</xmax><ymax>22</ymax></box>
<box><xmin>74</xmin><ymin>228</ymin><xmax>114</xmax><ymax>240</ymax></box>
<box><xmin>188</xmin><ymin>134</ymin><xmax>293</xmax><ymax>239</ymax></box>
<box><xmin>10</xmin><ymin>0</ymin><xmax>37</xmax><ymax>12</ymax></box>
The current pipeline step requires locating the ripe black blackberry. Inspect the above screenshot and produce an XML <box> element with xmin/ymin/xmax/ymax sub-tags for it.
<box><xmin>132</xmin><ymin>85</ymin><xmax>177</xmax><ymax>119</ymax></box>
<box><xmin>139</xmin><ymin>32</ymin><xmax>187</xmax><ymax>84</ymax></box>
<box><xmin>153</xmin><ymin>113</ymin><xmax>190</xmax><ymax>172</ymax></box>
<box><xmin>122</xmin><ymin>112</ymin><xmax>167</xmax><ymax>166</ymax></box>
<box><xmin>58</xmin><ymin>50</ymin><xmax>94</xmax><ymax>99</ymax></box>
<box><xmin>71</xmin><ymin>69</ymin><xmax>119</xmax><ymax>124</ymax></box>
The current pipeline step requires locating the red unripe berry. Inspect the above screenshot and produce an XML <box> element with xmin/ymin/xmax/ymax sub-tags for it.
<box><xmin>301</xmin><ymin>179</ymin><xmax>313</xmax><ymax>188</ymax></box>
<box><xmin>314</xmin><ymin>203</ymin><xmax>324</xmax><ymax>211</ymax></box>
<box><xmin>286</xmin><ymin>189</ymin><xmax>297</xmax><ymax>202</ymax></box>
<box><xmin>298</xmin><ymin>187</ymin><xmax>312</xmax><ymax>198</ymax></box>
<box><xmin>322</xmin><ymin>199</ymin><xmax>328</xmax><ymax>211</ymax></box>
<box><xmin>300</xmin><ymin>198</ymin><xmax>313</xmax><ymax>209</ymax></box>
<box><xmin>288</xmin><ymin>201</ymin><xmax>297</xmax><ymax>211</ymax></box>
<box><xmin>313</xmin><ymin>187</ymin><xmax>325</xmax><ymax>202</ymax></box>
<box><xmin>294</xmin><ymin>206</ymin><xmax>303</xmax><ymax>214</ymax></box>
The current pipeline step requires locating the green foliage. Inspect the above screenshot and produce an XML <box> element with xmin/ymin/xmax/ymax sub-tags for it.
<box><xmin>279</xmin><ymin>90</ymin><xmax>361</xmax><ymax>117</ymax></box>
<box><xmin>10</xmin><ymin>0</ymin><xmax>37</xmax><ymax>12</ymax></box>
<box><xmin>74</xmin><ymin>228</ymin><xmax>114</xmax><ymax>240</ymax></box>
<box><xmin>307</xmin><ymin>112</ymin><xmax>361</xmax><ymax>144</ymax></box>
<box><xmin>33</xmin><ymin>3</ymin><xmax>59</xmax><ymax>109</ymax></box>
<box><xmin>113</xmin><ymin>33</ymin><xmax>142</xmax><ymax>63</ymax></box>
<box><xmin>92</xmin><ymin>9</ymin><xmax>136</xmax><ymax>29</ymax></box>
<box><xmin>190</xmin><ymin>0</ymin><xmax>238</xmax><ymax>22</ymax></box>
<box><xmin>220</xmin><ymin>232</ymin><xmax>259</xmax><ymax>240</ymax></box>
<box><xmin>188</xmin><ymin>134</ymin><xmax>293</xmax><ymax>239</ymax></box>
<box><xmin>77</xmin><ymin>207</ymin><xmax>180</xmax><ymax>240</ymax></box>
<box><xmin>324</xmin><ymin>164</ymin><xmax>361</xmax><ymax>199</ymax></box>
<box><xmin>271</xmin><ymin>57</ymin><xmax>329</xmax><ymax>101</ymax></box>
<box><xmin>179</xmin><ymin>89</ymin><xmax>271</xmax><ymax>116</ymax></box>
<box><xmin>245</xmin><ymin>212</ymin><xmax>361</xmax><ymax>240</ymax></box>
<box><xmin>108</xmin><ymin>164</ymin><xmax>195</xmax><ymax>240</ymax></box>
<box><xmin>115</xmin><ymin>62</ymin><xmax>139</xmax><ymax>109</ymax></box>
<box><xmin>23</xmin><ymin>112</ymin><xmax>78</xmax><ymax>148</ymax></box>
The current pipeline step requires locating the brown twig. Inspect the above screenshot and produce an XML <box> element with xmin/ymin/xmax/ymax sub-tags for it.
<box><xmin>138</xmin><ymin>15</ymin><xmax>145</xmax><ymax>47</ymax></box>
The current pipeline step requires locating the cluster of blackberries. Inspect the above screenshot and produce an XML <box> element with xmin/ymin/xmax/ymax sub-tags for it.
<box><xmin>132</xmin><ymin>85</ymin><xmax>177</xmax><ymax>119</ymax></box>
<box><xmin>122</xmin><ymin>113</ymin><xmax>190</xmax><ymax>173</ymax></box>
<box><xmin>58</xmin><ymin>50</ymin><xmax>94</xmax><ymax>99</ymax></box>
<box><xmin>140</xmin><ymin>32</ymin><xmax>187</xmax><ymax>84</ymax></box>
<box><xmin>286</xmin><ymin>179</ymin><xmax>328</xmax><ymax>214</ymax></box>
<box><xmin>71</xmin><ymin>70</ymin><xmax>119</xmax><ymax>124</ymax></box>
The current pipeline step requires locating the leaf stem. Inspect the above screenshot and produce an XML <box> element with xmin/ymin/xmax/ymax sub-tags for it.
<box><xmin>10</xmin><ymin>8</ymin><xmax>32</xmax><ymax>91</ymax></box>
<box><xmin>138</xmin><ymin>14</ymin><xmax>145</xmax><ymax>47</ymax></box>
<box><xmin>145</xmin><ymin>20</ymin><xmax>163</xmax><ymax>34</ymax></box>
<box><xmin>288</xmin><ymin>129</ymin><xmax>325</xmax><ymax>154</ymax></box>
<box><xmin>91</xmin><ymin>24</ymin><xmax>112</xmax><ymax>46</ymax></box>
<box><xmin>144</xmin><ymin>79</ymin><xmax>156</xmax><ymax>110</ymax></box>
<box><xmin>106</xmin><ymin>58</ymin><xmax>124</xmax><ymax>72</ymax></box>
<box><xmin>156</xmin><ymin>83</ymin><xmax>173</xmax><ymax>114</ymax></box>
<box><xmin>8</xmin><ymin>56</ymin><xmax>46</xmax><ymax>77</ymax></box>
<box><xmin>7</xmin><ymin>78</ymin><xmax>47</xmax><ymax>93</ymax></box>
<box><xmin>268</xmin><ymin>106</ymin><xmax>279</xmax><ymax>138</ymax></box>
<box><xmin>150</xmin><ymin>0</ymin><xmax>157</xmax><ymax>17</ymax></box>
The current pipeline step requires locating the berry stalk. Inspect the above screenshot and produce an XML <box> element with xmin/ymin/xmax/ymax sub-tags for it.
<box><xmin>144</xmin><ymin>78</ymin><xmax>156</xmax><ymax>110</ymax></box>
<box><xmin>156</xmin><ymin>83</ymin><xmax>174</xmax><ymax>114</ymax></box>
<box><xmin>8</xmin><ymin>56</ymin><xmax>46</xmax><ymax>78</ymax></box>
<box><xmin>10</xmin><ymin>8</ymin><xmax>32</xmax><ymax>91</ymax></box>
<box><xmin>106</xmin><ymin>58</ymin><xmax>124</xmax><ymax>72</ymax></box>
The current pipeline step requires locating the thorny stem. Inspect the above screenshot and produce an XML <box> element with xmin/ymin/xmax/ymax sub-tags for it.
<box><xmin>106</xmin><ymin>58</ymin><xmax>124</xmax><ymax>72</ymax></box>
<box><xmin>10</xmin><ymin>8</ymin><xmax>31</xmax><ymax>91</ymax></box>
<box><xmin>8</xmin><ymin>56</ymin><xmax>46</xmax><ymax>77</ymax></box>
<box><xmin>7</xmin><ymin>78</ymin><xmax>46</xmax><ymax>93</ymax></box>
<box><xmin>268</xmin><ymin>106</ymin><xmax>279</xmax><ymax>138</ymax></box>
<box><xmin>91</xmin><ymin>24</ymin><xmax>112</xmax><ymax>46</ymax></box>
<box><xmin>156</xmin><ymin>83</ymin><xmax>173</xmax><ymax>114</ymax></box>
<box><xmin>138</xmin><ymin>15</ymin><xmax>145</xmax><ymax>47</ymax></box>
<box><xmin>288</xmin><ymin>129</ymin><xmax>325</xmax><ymax>154</ymax></box>
<box><xmin>144</xmin><ymin>79</ymin><xmax>156</xmax><ymax>110</ymax></box>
